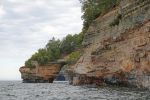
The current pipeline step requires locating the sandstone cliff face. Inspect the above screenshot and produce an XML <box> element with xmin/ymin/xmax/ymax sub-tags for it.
<box><xmin>19</xmin><ymin>63</ymin><xmax>61</xmax><ymax>83</ymax></box>
<box><xmin>71</xmin><ymin>0</ymin><xmax>150</xmax><ymax>88</ymax></box>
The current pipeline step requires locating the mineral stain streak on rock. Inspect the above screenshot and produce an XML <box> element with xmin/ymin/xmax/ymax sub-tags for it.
<box><xmin>68</xmin><ymin>0</ymin><xmax>150</xmax><ymax>89</ymax></box>
<box><xmin>19</xmin><ymin>0</ymin><xmax>150</xmax><ymax>89</ymax></box>
<box><xmin>19</xmin><ymin>61</ymin><xmax>66</xmax><ymax>83</ymax></box>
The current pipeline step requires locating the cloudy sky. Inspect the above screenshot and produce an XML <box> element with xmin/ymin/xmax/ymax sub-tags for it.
<box><xmin>0</xmin><ymin>0</ymin><xmax>82</xmax><ymax>80</ymax></box>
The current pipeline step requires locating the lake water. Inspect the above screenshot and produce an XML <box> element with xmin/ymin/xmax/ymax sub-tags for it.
<box><xmin>0</xmin><ymin>81</ymin><xmax>150</xmax><ymax>100</ymax></box>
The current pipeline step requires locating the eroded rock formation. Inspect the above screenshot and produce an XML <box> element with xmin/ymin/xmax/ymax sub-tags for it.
<box><xmin>70</xmin><ymin>0</ymin><xmax>150</xmax><ymax>89</ymax></box>
<box><xmin>19</xmin><ymin>63</ymin><xmax>62</xmax><ymax>83</ymax></box>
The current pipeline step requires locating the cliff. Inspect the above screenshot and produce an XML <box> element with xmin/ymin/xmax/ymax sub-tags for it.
<box><xmin>70</xmin><ymin>0</ymin><xmax>150</xmax><ymax>89</ymax></box>
<box><xmin>19</xmin><ymin>62</ymin><xmax>65</xmax><ymax>83</ymax></box>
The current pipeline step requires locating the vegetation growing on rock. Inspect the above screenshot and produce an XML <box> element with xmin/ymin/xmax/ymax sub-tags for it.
<box><xmin>66</xmin><ymin>51</ymin><xmax>82</xmax><ymax>64</ymax></box>
<box><xmin>80</xmin><ymin>0</ymin><xmax>120</xmax><ymax>33</ymax></box>
<box><xmin>25</xmin><ymin>33</ymin><xmax>83</xmax><ymax>68</ymax></box>
<box><xmin>25</xmin><ymin>0</ymin><xmax>121</xmax><ymax>68</ymax></box>
<box><xmin>60</xmin><ymin>33</ymin><xmax>83</xmax><ymax>54</ymax></box>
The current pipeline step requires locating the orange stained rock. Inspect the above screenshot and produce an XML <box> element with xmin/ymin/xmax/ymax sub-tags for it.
<box><xmin>20</xmin><ymin>63</ymin><xmax>61</xmax><ymax>82</ymax></box>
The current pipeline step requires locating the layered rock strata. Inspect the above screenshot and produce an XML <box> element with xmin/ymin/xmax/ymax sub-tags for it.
<box><xmin>20</xmin><ymin>63</ymin><xmax>62</xmax><ymax>83</ymax></box>
<box><xmin>70</xmin><ymin>0</ymin><xmax>150</xmax><ymax>89</ymax></box>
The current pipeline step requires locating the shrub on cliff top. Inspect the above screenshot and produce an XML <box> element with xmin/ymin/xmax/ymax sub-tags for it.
<box><xmin>25</xmin><ymin>38</ymin><xmax>60</xmax><ymax>67</ymax></box>
<box><xmin>25</xmin><ymin>33</ymin><xmax>83</xmax><ymax>68</ymax></box>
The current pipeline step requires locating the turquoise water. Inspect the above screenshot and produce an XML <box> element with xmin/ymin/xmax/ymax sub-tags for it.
<box><xmin>0</xmin><ymin>81</ymin><xmax>149</xmax><ymax>100</ymax></box>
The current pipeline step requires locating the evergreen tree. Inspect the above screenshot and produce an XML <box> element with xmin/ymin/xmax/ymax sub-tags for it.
<box><xmin>25</xmin><ymin>33</ymin><xmax>83</xmax><ymax>68</ymax></box>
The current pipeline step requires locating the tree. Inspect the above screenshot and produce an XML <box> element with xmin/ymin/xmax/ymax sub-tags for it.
<box><xmin>46</xmin><ymin>37</ymin><xmax>61</xmax><ymax>61</ymax></box>
<box><xmin>60</xmin><ymin>34</ymin><xmax>74</xmax><ymax>54</ymax></box>
<box><xmin>25</xmin><ymin>37</ymin><xmax>61</xmax><ymax>67</ymax></box>
<box><xmin>60</xmin><ymin>33</ymin><xmax>83</xmax><ymax>54</ymax></box>
<box><xmin>80</xmin><ymin>0</ymin><xmax>120</xmax><ymax>33</ymax></box>
<box><xmin>25</xmin><ymin>33</ymin><xmax>83</xmax><ymax>68</ymax></box>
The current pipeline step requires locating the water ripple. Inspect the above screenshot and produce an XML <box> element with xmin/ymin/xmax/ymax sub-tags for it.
<box><xmin>0</xmin><ymin>81</ymin><xmax>149</xmax><ymax>100</ymax></box>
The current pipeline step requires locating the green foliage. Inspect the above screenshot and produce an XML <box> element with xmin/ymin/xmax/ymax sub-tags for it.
<box><xmin>25</xmin><ymin>49</ymin><xmax>49</xmax><ymax>67</ymax></box>
<box><xmin>33</xmin><ymin>49</ymin><xmax>49</xmax><ymax>65</ymax></box>
<box><xmin>25</xmin><ymin>33</ymin><xmax>84</xmax><ymax>68</ymax></box>
<box><xmin>80</xmin><ymin>0</ymin><xmax>120</xmax><ymax>33</ymax></box>
<box><xmin>25</xmin><ymin>59</ymin><xmax>35</xmax><ymax>68</ymax></box>
<box><xmin>46</xmin><ymin>38</ymin><xmax>61</xmax><ymax>61</ymax></box>
<box><xmin>66</xmin><ymin>51</ymin><xmax>82</xmax><ymax>64</ymax></box>
<box><xmin>25</xmin><ymin>38</ymin><xmax>61</xmax><ymax>67</ymax></box>
<box><xmin>60</xmin><ymin>33</ymin><xmax>83</xmax><ymax>54</ymax></box>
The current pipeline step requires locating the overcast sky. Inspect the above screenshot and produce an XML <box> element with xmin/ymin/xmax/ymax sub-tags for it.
<box><xmin>0</xmin><ymin>0</ymin><xmax>82</xmax><ymax>80</ymax></box>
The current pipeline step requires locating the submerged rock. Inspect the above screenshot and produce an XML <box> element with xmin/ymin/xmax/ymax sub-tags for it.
<box><xmin>69</xmin><ymin>0</ymin><xmax>150</xmax><ymax>89</ymax></box>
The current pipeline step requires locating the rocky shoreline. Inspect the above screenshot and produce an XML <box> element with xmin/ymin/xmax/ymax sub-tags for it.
<box><xmin>68</xmin><ymin>0</ymin><xmax>150</xmax><ymax>89</ymax></box>
<box><xmin>20</xmin><ymin>0</ymin><xmax>150</xmax><ymax>89</ymax></box>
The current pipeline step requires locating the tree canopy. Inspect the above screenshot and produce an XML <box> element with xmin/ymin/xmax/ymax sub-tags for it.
<box><xmin>60</xmin><ymin>33</ymin><xmax>83</xmax><ymax>54</ymax></box>
<box><xmin>25</xmin><ymin>33</ymin><xmax>83</xmax><ymax>68</ymax></box>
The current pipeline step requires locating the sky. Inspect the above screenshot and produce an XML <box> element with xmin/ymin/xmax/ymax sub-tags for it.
<box><xmin>0</xmin><ymin>0</ymin><xmax>83</xmax><ymax>80</ymax></box>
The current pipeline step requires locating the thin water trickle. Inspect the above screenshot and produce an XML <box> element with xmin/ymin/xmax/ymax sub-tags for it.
<box><xmin>0</xmin><ymin>81</ymin><xmax>149</xmax><ymax>100</ymax></box>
